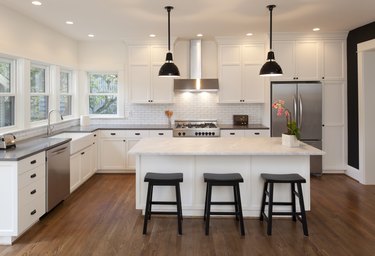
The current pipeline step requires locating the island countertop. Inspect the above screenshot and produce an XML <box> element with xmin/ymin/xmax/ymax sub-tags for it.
<box><xmin>129</xmin><ymin>137</ymin><xmax>324</xmax><ymax>156</ymax></box>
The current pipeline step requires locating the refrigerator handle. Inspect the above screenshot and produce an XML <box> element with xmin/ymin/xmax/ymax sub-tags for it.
<box><xmin>293</xmin><ymin>96</ymin><xmax>297</xmax><ymax>122</ymax></box>
<box><xmin>299</xmin><ymin>94</ymin><xmax>303</xmax><ymax>129</ymax></box>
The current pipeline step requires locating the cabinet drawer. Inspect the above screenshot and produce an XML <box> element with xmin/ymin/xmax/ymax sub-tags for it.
<box><xmin>100</xmin><ymin>130</ymin><xmax>127</xmax><ymax>138</ymax></box>
<box><xmin>244</xmin><ymin>130</ymin><xmax>270</xmax><ymax>137</ymax></box>
<box><xmin>18</xmin><ymin>195</ymin><xmax>45</xmax><ymax>234</ymax></box>
<box><xmin>18</xmin><ymin>178</ymin><xmax>45</xmax><ymax>207</ymax></box>
<box><xmin>124</xmin><ymin>130</ymin><xmax>149</xmax><ymax>138</ymax></box>
<box><xmin>149</xmin><ymin>130</ymin><xmax>173</xmax><ymax>137</ymax></box>
<box><xmin>220</xmin><ymin>130</ymin><xmax>245</xmax><ymax>137</ymax></box>
<box><xmin>18</xmin><ymin>152</ymin><xmax>45</xmax><ymax>174</ymax></box>
<box><xmin>18</xmin><ymin>164</ymin><xmax>45</xmax><ymax>189</ymax></box>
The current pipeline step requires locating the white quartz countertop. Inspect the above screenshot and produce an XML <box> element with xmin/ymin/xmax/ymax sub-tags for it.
<box><xmin>128</xmin><ymin>137</ymin><xmax>324</xmax><ymax>156</ymax></box>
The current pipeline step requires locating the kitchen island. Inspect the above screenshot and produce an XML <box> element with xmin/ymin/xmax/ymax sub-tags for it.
<box><xmin>129</xmin><ymin>137</ymin><xmax>324</xmax><ymax>217</ymax></box>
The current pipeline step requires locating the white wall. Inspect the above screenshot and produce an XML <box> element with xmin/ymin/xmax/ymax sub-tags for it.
<box><xmin>0</xmin><ymin>4</ymin><xmax>78</xmax><ymax>67</ymax></box>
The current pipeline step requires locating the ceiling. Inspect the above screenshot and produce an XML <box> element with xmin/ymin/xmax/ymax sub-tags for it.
<box><xmin>1</xmin><ymin>0</ymin><xmax>375</xmax><ymax>41</ymax></box>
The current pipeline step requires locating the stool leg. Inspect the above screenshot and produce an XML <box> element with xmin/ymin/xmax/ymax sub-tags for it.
<box><xmin>204</xmin><ymin>183</ymin><xmax>209</xmax><ymax>221</ymax></box>
<box><xmin>260</xmin><ymin>181</ymin><xmax>268</xmax><ymax>221</ymax></box>
<box><xmin>235</xmin><ymin>183</ymin><xmax>245</xmax><ymax>236</ymax></box>
<box><xmin>143</xmin><ymin>183</ymin><xmax>153</xmax><ymax>235</ymax></box>
<box><xmin>176</xmin><ymin>183</ymin><xmax>183</xmax><ymax>235</ymax></box>
<box><xmin>233</xmin><ymin>185</ymin><xmax>239</xmax><ymax>221</ymax></box>
<box><xmin>291</xmin><ymin>182</ymin><xmax>297</xmax><ymax>222</ymax></box>
<box><xmin>297</xmin><ymin>183</ymin><xmax>309</xmax><ymax>236</ymax></box>
<box><xmin>205</xmin><ymin>183</ymin><xmax>212</xmax><ymax>235</ymax></box>
<box><xmin>267</xmin><ymin>182</ymin><xmax>274</xmax><ymax>236</ymax></box>
<box><xmin>148</xmin><ymin>183</ymin><xmax>154</xmax><ymax>220</ymax></box>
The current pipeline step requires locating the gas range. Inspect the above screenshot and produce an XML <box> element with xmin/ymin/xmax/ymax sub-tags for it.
<box><xmin>173</xmin><ymin>120</ymin><xmax>220</xmax><ymax>137</ymax></box>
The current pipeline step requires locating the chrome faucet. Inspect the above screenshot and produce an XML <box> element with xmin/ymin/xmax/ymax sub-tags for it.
<box><xmin>47</xmin><ymin>109</ymin><xmax>63</xmax><ymax>135</ymax></box>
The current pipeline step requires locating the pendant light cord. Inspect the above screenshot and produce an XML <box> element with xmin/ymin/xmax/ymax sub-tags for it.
<box><xmin>267</xmin><ymin>5</ymin><xmax>275</xmax><ymax>51</ymax></box>
<box><xmin>165</xmin><ymin>6</ymin><xmax>173</xmax><ymax>52</ymax></box>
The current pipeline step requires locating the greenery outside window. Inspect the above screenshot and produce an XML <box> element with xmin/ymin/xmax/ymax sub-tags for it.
<box><xmin>60</xmin><ymin>70</ymin><xmax>73</xmax><ymax>116</ymax></box>
<box><xmin>88</xmin><ymin>73</ymin><xmax>118</xmax><ymax>115</ymax></box>
<box><xmin>30</xmin><ymin>64</ymin><xmax>49</xmax><ymax>122</ymax></box>
<box><xmin>0</xmin><ymin>58</ymin><xmax>15</xmax><ymax>128</ymax></box>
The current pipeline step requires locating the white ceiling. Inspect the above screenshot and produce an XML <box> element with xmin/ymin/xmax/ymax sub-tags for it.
<box><xmin>1</xmin><ymin>0</ymin><xmax>375</xmax><ymax>41</ymax></box>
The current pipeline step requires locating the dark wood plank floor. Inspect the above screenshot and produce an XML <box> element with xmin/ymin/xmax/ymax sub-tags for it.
<box><xmin>1</xmin><ymin>174</ymin><xmax>375</xmax><ymax>256</ymax></box>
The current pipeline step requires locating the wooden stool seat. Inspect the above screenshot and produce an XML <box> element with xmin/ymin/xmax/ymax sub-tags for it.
<box><xmin>203</xmin><ymin>173</ymin><xmax>245</xmax><ymax>236</ymax></box>
<box><xmin>260</xmin><ymin>173</ymin><xmax>308</xmax><ymax>236</ymax></box>
<box><xmin>143</xmin><ymin>172</ymin><xmax>183</xmax><ymax>235</ymax></box>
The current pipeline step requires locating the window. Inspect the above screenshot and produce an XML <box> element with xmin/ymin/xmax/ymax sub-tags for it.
<box><xmin>0</xmin><ymin>57</ymin><xmax>15</xmax><ymax>128</ymax></box>
<box><xmin>60</xmin><ymin>70</ymin><xmax>73</xmax><ymax>116</ymax></box>
<box><xmin>88</xmin><ymin>72</ymin><xmax>118</xmax><ymax>115</ymax></box>
<box><xmin>30</xmin><ymin>64</ymin><xmax>49</xmax><ymax>122</ymax></box>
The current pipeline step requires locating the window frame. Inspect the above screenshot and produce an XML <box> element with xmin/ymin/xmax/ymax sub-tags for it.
<box><xmin>59</xmin><ymin>69</ymin><xmax>74</xmax><ymax>118</ymax></box>
<box><xmin>0</xmin><ymin>56</ymin><xmax>16</xmax><ymax>131</ymax></box>
<box><xmin>87</xmin><ymin>71</ymin><xmax>120</xmax><ymax>117</ymax></box>
<box><xmin>30</xmin><ymin>62</ymin><xmax>50</xmax><ymax>124</ymax></box>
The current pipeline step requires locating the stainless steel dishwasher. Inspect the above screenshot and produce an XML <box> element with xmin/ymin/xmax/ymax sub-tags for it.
<box><xmin>46</xmin><ymin>142</ymin><xmax>70</xmax><ymax>212</ymax></box>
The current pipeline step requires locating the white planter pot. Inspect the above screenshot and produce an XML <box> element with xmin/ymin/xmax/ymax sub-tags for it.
<box><xmin>282</xmin><ymin>133</ymin><xmax>300</xmax><ymax>147</ymax></box>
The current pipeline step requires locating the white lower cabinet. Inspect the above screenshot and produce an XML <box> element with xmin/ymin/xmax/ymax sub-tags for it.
<box><xmin>221</xmin><ymin>129</ymin><xmax>270</xmax><ymax>137</ymax></box>
<box><xmin>0</xmin><ymin>152</ymin><xmax>46</xmax><ymax>245</ymax></box>
<box><xmin>70</xmin><ymin>144</ymin><xmax>95</xmax><ymax>193</ymax></box>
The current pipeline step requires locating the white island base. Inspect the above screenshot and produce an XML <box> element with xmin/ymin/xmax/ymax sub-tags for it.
<box><xmin>131</xmin><ymin>137</ymin><xmax>324</xmax><ymax>217</ymax></box>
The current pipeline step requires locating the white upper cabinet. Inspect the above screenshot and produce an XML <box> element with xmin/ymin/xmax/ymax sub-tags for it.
<box><xmin>321</xmin><ymin>40</ymin><xmax>346</xmax><ymax>80</ymax></box>
<box><xmin>129</xmin><ymin>45</ymin><xmax>173</xmax><ymax>103</ymax></box>
<box><xmin>272</xmin><ymin>40</ymin><xmax>320</xmax><ymax>81</ymax></box>
<box><xmin>218</xmin><ymin>43</ymin><xmax>266</xmax><ymax>103</ymax></box>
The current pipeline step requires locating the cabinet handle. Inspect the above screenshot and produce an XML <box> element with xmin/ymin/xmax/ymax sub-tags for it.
<box><xmin>81</xmin><ymin>152</ymin><xmax>85</xmax><ymax>155</ymax></box>
<box><xmin>30</xmin><ymin>189</ymin><xmax>37</xmax><ymax>195</ymax></box>
<box><xmin>322</xmin><ymin>77</ymin><xmax>325</xmax><ymax>79</ymax></box>
<box><xmin>94</xmin><ymin>134</ymin><xmax>97</xmax><ymax>137</ymax></box>
<box><xmin>123</xmin><ymin>140</ymin><xmax>126</xmax><ymax>142</ymax></box>
<box><xmin>135</xmin><ymin>133</ymin><xmax>140</xmax><ymax>136</ymax></box>
<box><xmin>254</xmin><ymin>132</ymin><xmax>260</xmax><ymax>135</ymax></box>
<box><xmin>230</xmin><ymin>133</ymin><xmax>235</xmax><ymax>135</ymax></box>
<box><xmin>30</xmin><ymin>160</ymin><xmax>37</xmax><ymax>164</ymax></box>
<box><xmin>93</xmin><ymin>142</ymin><xmax>95</xmax><ymax>145</ymax></box>
<box><xmin>30</xmin><ymin>173</ymin><xmax>37</xmax><ymax>178</ymax></box>
<box><xmin>110</xmin><ymin>133</ymin><xmax>116</xmax><ymax>136</ymax></box>
<box><xmin>30</xmin><ymin>209</ymin><xmax>37</xmax><ymax>215</ymax></box>
<box><xmin>158</xmin><ymin>133</ymin><xmax>164</xmax><ymax>135</ymax></box>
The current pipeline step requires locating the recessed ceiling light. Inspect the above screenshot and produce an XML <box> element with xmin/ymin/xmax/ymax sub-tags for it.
<box><xmin>197</xmin><ymin>33</ymin><xmax>203</xmax><ymax>37</ymax></box>
<box><xmin>88</xmin><ymin>34</ymin><xmax>95</xmax><ymax>38</ymax></box>
<box><xmin>149</xmin><ymin>34</ymin><xmax>156</xmax><ymax>38</ymax></box>
<box><xmin>313</xmin><ymin>28</ymin><xmax>320</xmax><ymax>32</ymax></box>
<box><xmin>246</xmin><ymin>33</ymin><xmax>253</xmax><ymax>36</ymax></box>
<box><xmin>65</xmin><ymin>21</ymin><xmax>74</xmax><ymax>25</ymax></box>
<box><xmin>31</xmin><ymin>1</ymin><xmax>42</xmax><ymax>6</ymax></box>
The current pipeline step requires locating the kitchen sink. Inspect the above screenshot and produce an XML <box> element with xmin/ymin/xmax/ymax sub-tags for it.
<box><xmin>49</xmin><ymin>132</ymin><xmax>93</xmax><ymax>155</ymax></box>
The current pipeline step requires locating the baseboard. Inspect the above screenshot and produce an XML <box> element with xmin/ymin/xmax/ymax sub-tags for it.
<box><xmin>322</xmin><ymin>170</ymin><xmax>345</xmax><ymax>174</ymax></box>
<box><xmin>345</xmin><ymin>165</ymin><xmax>360</xmax><ymax>182</ymax></box>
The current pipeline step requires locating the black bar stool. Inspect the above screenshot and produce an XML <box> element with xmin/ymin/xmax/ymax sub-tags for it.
<box><xmin>203</xmin><ymin>173</ymin><xmax>245</xmax><ymax>236</ymax></box>
<box><xmin>143</xmin><ymin>172</ymin><xmax>183</xmax><ymax>235</ymax></box>
<box><xmin>260</xmin><ymin>173</ymin><xmax>308</xmax><ymax>236</ymax></box>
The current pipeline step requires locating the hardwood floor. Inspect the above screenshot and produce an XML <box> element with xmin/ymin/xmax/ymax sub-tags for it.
<box><xmin>1</xmin><ymin>174</ymin><xmax>375</xmax><ymax>256</ymax></box>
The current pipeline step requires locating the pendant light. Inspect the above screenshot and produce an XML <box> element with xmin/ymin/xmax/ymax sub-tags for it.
<box><xmin>259</xmin><ymin>5</ymin><xmax>283</xmax><ymax>77</ymax></box>
<box><xmin>159</xmin><ymin>6</ymin><xmax>180</xmax><ymax>77</ymax></box>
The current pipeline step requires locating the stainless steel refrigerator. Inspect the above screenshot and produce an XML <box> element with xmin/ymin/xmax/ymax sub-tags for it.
<box><xmin>271</xmin><ymin>81</ymin><xmax>322</xmax><ymax>175</ymax></box>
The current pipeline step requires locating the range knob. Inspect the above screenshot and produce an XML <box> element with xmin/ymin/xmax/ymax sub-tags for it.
<box><xmin>195</xmin><ymin>132</ymin><xmax>198</xmax><ymax>136</ymax></box>
<box><xmin>178</xmin><ymin>132</ymin><xmax>181</xmax><ymax>136</ymax></box>
<box><xmin>205</xmin><ymin>132</ymin><xmax>209</xmax><ymax>135</ymax></box>
<box><xmin>198</xmin><ymin>132</ymin><xmax>202</xmax><ymax>136</ymax></box>
<box><xmin>182</xmin><ymin>132</ymin><xmax>186</xmax><ymax>136</ymax></box>
<box><xmin>212</xmin><ymin>132</ymin><xmax>215</xmax><ymax>136</ymax></box>
<box><xmin>208</xmin><ymin>132</ymin><xmax>212</xmax><ymax>136</ymax></box>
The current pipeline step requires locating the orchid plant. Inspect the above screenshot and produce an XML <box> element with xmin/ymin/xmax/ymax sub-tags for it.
<box><xmin>272</xmin><ymin>100</ymin><xmax>300</xmax><ymax>139</ymax></box>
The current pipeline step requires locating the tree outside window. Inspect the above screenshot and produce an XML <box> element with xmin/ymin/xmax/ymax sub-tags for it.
<box><xmin>0</xmin><ymin>58</ymin><xmax>15</xmax><ymax>128</ymax></box>
<box><xmin>30</xmin><ymin>65</ymin><xmax>49</xmax><ymax>122</ymax></box>
<box><xmin>60</xmin><ymin>70</ymin><xmax>73</xmax><ymax>116</ymax></box>
<box><xmin>88</xmin><ymin>73</ymin><xmax>118</xmax><ymax>115</ymax></box>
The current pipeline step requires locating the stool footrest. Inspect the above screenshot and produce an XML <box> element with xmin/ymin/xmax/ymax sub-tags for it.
<box><xmin>264</xmin><ymin>202</ymin><xmax>293</xmax><ymax>206</ymax></box>
<box><xmin>151</xmin><ymin>201</ymin><xmax>177</xmax><ymax>205</ymax></box>
<box><xmin>209</xmin><ymin>202</ymin><xmax>236</xmax><ymax>205</ymax></box>
<box><xmin>150</xmin><ymin>211</ymin><xmax>179</xmax><ymax>215</ymax></box>
<box><xmin>209</xmin><ymin>211</ymin><xmax>239</xmax><ymax>216</ymax></box>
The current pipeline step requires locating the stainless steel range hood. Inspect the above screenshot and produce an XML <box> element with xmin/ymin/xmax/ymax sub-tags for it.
<box><xmin>174</xmin><ymin>39</ymin><xmax>219</xmax><ymax>92</ymax></box>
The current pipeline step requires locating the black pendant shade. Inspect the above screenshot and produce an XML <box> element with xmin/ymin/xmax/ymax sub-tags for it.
<box><xmin>259</xmin><ymin>5</ymin><xmax>283</xmax><ymax>77</ymax></box>
<box><xmin>159</xmin><ymin>6</ymin><xmax>180</xmax><ymax>77</ymax></box>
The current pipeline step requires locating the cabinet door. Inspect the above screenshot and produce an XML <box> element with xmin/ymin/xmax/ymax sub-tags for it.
<box><xmin>244</xmin><ymin>130</ymin><xmax>270</xmax><ymax>137</ymax></box>
<box><xmin>295</xmin><ymin>41</ymin><xmax>320</xmax><ymax>80</ymax></box>
<box><xmin>272</xmin><ymin>41</ymin><xmax>295</xmax><ymax>81</ymax></box>
<box><xmin>220</xmin><ymin>130</ymin><xmax>245</xmax><ymax>137</ymax></box>
<box><xmin>70</xmin><ymin>153</ymin><xmax>81</xmax><ymax>193</ymax></box>
<box><xmin>322</xmin><ymin>40</ymin><xmax>345</xmax><ymax>80</ymax></box>
<box><xmin>81</xmin><ymin>146</ymin><xmax>93</xmax><ymax>182</ymax></box>
<box><xmin>243</xmin><ymin>64</ymin><xmax>265</xmax><ymax>103</ymax></box>
<box><xmin>129</xmin><ymin>65</ymin><xmax>150</xmax><ymax>103</ymax></box>
<box><xmin>100</xmin><ymin>139</ymin><xmax>126</xmax><ymax>170</ymax></box>
<box><xmin>92</xmin><ymin>133</ymin><xmax>98</xmax><ymax>172</ymax></box>
<box><xmin>151</xmin><ymin>65</ymin><xmax>173</xmax><ymax>103</ymax></box>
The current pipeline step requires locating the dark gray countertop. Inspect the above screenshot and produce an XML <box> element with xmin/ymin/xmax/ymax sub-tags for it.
<box><xmin>0</xmin><ymin>137</ymin><xmax>71</xmax><ymax>161</ymax></box>
<box><xmin>219</xmin><ymin>124</ymin><xmax>269</xmax><ymax>130</ymax></box>
<box><xmin>0</xmin><ymin>123</ymin><xmax>269</xmax><ymax>161</ymax></box>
